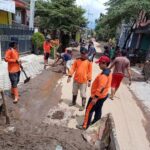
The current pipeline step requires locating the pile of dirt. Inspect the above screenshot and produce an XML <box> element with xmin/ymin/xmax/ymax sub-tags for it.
<box><xmin>0</xmin><ymin>123</ymin><xmax>94</xmax><ymax>150</ymax></box>
<box><xmin>0</xmin><ymin>63</ymin><xmax>95</xmax><ymax>150</ymax></box>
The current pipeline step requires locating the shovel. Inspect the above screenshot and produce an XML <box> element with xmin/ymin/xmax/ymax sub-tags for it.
<box><xmin>0</xmin><ymin>89</ymin><xmax>10</xmax><ymax>124</ymax></box>
<box><xmin>20</xmin><ymin>64</ymin><xmax>31</xmax><ymax>84</ymax></box>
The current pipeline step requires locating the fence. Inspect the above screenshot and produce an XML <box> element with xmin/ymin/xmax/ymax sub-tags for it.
<box><xmin>0</xmin><ymin>24</ymin><xmax>34</xmax><ymax>58</ymax></box>
<box><xmin>0</xmin><ymin>24</ymin><xmax>33</xmax><ymax>35</ymax></box>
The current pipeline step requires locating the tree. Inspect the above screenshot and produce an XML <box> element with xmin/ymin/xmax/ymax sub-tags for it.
<box><xmin>95</xmin><ymin>0</ymin><xmax>150</xmax><ymax>41</ymax></box>
<box><xmin>35</xmin><ymin>0</ymin><xmax>87</xmax><ymax>52</ymax></box>
<box><xmin>95</xmin><ymin>13</ymin><xmax>116</xmax><ymax>41</ymax></box>
<box><xmin>35</xmin><ymin>0</ymin><xmax>87</xmax><ymax>33</ymax></box>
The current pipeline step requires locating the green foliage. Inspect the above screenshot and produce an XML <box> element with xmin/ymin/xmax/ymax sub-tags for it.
<box><xmin>35</xmin><ymin>0</ymin><xmax>87</xmax><ymax>32</ymax></box>
<box><xmin>31</xmin><ymin>32</ymin><xmax>45</xmax><ymax>51</ymax></box>
<box><xmin>95</xmin><ymin>0</ymin><xmax>150</xmax><ymax>40</ymax></box>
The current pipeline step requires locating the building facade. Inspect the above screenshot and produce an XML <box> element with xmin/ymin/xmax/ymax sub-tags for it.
<box><xmin>0</xmin><ymin>0</ymin><xmax>33</xmax><ymax>61</ymax></box>
<box><xmin>118</xmin><ymin>11</ymin><xmax>150</xmax><ymax>61</ymax></box>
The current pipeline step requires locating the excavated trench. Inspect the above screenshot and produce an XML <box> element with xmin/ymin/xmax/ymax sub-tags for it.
<box><xmin>0</xmin><ymin>59</ymin><xmax>94</xmax><ymax>150</ymax></box>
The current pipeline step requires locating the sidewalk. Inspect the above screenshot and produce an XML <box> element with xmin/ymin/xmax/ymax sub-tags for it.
<box><xmin>130</xmin><ymin>66</ymin><xmax>150</xmax><ymax>111</ymax></box>
<box><xmin>0</xmin><ymin>54</ymin><xmax>53</xmax><ymax>90</ymax></box>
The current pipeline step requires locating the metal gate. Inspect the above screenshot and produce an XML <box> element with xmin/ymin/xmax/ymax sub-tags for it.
<box><xmin>0</xmin><ymin>24</ymin><xmax>34</xmax><ymax>58</ymax></box>
<box><xmin>0</xmin><ymin>35</ymin><xmax>33</xmax><ymax>57</ymax></box>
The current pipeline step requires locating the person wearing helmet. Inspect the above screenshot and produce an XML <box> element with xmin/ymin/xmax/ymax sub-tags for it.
<box><xmin>5</xmin><ymin>38</ymin><xmax>21</xmax><ymax>103</ymax></box>
<box><xmin>67</xmin><ymin>48</ymin><xmax>92</xmax><ymax>111</ymax></box>
<box><xmin>76</xmin><ymin>56</ymin><xmax>112</xmax><ymax>130</ymax></box>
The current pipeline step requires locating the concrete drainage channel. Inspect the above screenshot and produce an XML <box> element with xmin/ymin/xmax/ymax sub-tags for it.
<box><xmin>44</xmin><ymin>104</ymin><xmax>120</xmax><ymax>150</ymax></box>
<box><xmin>82</xmin><ymin>113</ymin><xmax>120</xmax><ymax>150</ymax></box>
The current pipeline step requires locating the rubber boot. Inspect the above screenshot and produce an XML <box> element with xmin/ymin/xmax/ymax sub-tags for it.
<box><xmin>79</xmin><ymin>97</ymin><xmax>86</xmax><ymax>111</ymax></box>
<box><xmin>69</xmin><ymin>95</ymin><xmax>77</xmax><ymax>107</ymax></box>
<box><xmin>13</xmin><ymin>88</ymin><xmax>19</xmax><ymax>104</ymax></box>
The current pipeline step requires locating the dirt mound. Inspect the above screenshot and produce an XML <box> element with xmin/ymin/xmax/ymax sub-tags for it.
<box><xmin>0</xmin><ymin>123</ymin><xmax>94</xmax><ymax>150</ymax></box>
<box><xmin>0</xmin><ymin>64</ymin><xmax>94</xmax><ymax>150</ymax></box>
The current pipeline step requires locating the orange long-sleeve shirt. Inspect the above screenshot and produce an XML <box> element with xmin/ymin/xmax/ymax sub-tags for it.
<box><xmin>69</xmin><ymin>58</ymin><xmax>92</xmax><ymax>84</ymax></box>
<box><xmin>5</xmin><ymin>48</ymin><xmax>20</xmax><ymax>73</ymax></box>
<box><xmin>91</xmin><ymin>69</ymin><xmax>112</xmax><ymax>99</ymax></box>
<box><xmin>43</xmin><ymin>41</ymin><xmax>52</xmax><ymax>53</ymax></box>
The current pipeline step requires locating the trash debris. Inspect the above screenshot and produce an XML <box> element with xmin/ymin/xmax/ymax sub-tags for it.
<box><xmin>55</xmin><ymin>144</ymin><xmax>63</xmax><ymax>150</ymax></box>
<box><xmin>4</xmin><ymin>126</ymin><xmax>16</xmax><ymax>133</ymax></box>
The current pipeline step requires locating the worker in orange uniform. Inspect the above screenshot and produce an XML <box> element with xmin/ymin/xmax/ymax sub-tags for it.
<box><xmin>43</xmin><ymin>37</ymin><xmax>53</xmax><ymax>69</ymax></box>
<box><xmin>76</xmin><ymin>56</ymin><xmax>112</xmax><ymax>130</ymax></box>
<box><xmin>67</xmin><ymin>48</ymin><xmax>92</xmax><ymax>111</ymax></box>
<box><xmin>5</xmin><ymin>38</ymin><xmax>21</xmax><ymax>103</ymax></box>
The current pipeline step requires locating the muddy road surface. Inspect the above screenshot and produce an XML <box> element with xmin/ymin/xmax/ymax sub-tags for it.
<box><xmin>0</xmin><ymin>62</ymin><xmax>94</xmax><ymax>150</ymax></box>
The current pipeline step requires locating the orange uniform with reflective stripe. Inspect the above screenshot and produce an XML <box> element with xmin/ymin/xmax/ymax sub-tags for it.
<box><xmin>69</xmin><ymin>58</ymin><xmax>92</xmax><ymax>83</ymax></box>
<box><xmin>91</xmin><ymin>72</ymin><xmax>112</xmax><ymax>99</ymax></box>
<box><xmin>43</xmin><ymin>41</ymin><xmax>52</xmax><ymax>53</ymax></box>
<box><xmin>5</xmin><ymin>48</ymin><xmax>20</xmax><ymax>73</ymax></box>
<box><xmin>82</xmin><ymin>70</ymin><xmax>112</xmax><ymax>129</ymax></box>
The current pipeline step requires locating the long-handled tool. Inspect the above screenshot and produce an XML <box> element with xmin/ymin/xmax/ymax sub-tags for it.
<box><xmin>20</xmin><ymin>64</ymin><xmax>31</xmax><ymax>84</ymax></box>
<box><xmin>0</xmin><ymin>89</ymin><xmax>10</xmax><ymax>124</ymax></box>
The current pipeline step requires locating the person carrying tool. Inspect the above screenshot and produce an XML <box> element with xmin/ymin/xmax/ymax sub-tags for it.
<box><xmin>43</xmin><ymin>37</ymin><xmax>53</xmax><ymax>69</ymax></box>
<box><xmin>5</xmin><ymin>38</ymin><xmax>21</xmax><ymax>103</ymax></box>
<box><xmin>109</xmin><ymin>51</ymin><xmax>132</xmax><ymax>100</ymax></box>
<box><xmin>76</xmin><ymin>56</ymin><xmax>112</xmax><ymax>130</ymax></box>
<box><xmin>67</xmin><ymin>48</ymin><xmax>92</xmax><ymax>111</ymax></box>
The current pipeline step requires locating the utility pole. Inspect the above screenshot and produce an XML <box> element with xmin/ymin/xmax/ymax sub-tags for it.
<box><xmin>29</xmin><ymin>0</ymin><xmax>35</xmax><ymax>29</ymax></box>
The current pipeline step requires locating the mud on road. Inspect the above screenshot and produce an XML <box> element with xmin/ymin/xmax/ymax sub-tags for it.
<box><xmin>0</xmin><ymin>60</ymin><xmax>94</xmax><ymax>150</ymax></box>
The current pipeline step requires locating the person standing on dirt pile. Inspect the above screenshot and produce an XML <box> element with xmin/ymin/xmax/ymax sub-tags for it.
<box><xmin>109</xmin><ymin>51</ymin><xmax>132</xmax><ymax>100</ymax></box>
<box><xmin>5</xmin><ymin>38</ymin><xmax>21</xmax><ymax>103</ymax></box>
<box><xmin>87</xmin><ymin>41</ymin><xmax>96</xmax><ymax>62</ymax></box>
<box><xmin>67</xmin><ymin>48</ymin><xmax>92</xmax><ymax>111</ymax></box>
<box><xmin>43</xmin><ymin>37</ymin><xmax>53</xmax><ymax>69</ymax></box>
<box><xmin>76</xmin><ymin>56</ymin><xmax>112</xmax><ymax>130</ymax></box>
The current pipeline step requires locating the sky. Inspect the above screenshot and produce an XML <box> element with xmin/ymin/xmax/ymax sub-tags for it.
<box><xmin>76</xmin><ymin>0</ymin><xmax>108</xmax><ymax>29</ymax></box>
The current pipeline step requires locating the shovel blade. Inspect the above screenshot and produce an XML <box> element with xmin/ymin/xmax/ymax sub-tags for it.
<box><xmin>24</xmin><ymin>77</ymin><xmax>30</xmax><ymax>84</ymax></box>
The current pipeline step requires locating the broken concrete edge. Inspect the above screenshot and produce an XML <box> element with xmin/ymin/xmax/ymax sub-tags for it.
<box><xmin>107</xmin><ymin>113</ymin><xmax>120</xmax><ymax>150</ymax></box>
<box><xmin>81</xmin><ymin>113</ymin><xmax>120</xmax><ymax>150</ymax></box>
